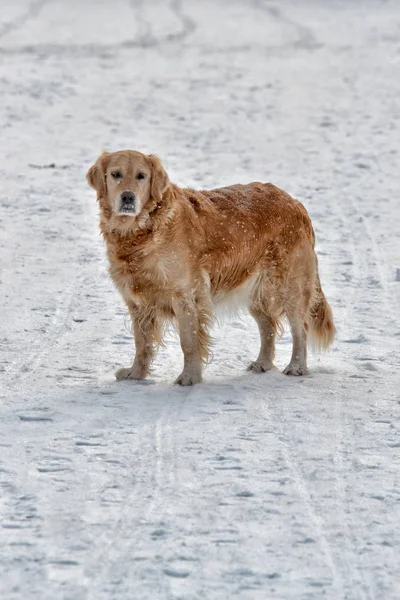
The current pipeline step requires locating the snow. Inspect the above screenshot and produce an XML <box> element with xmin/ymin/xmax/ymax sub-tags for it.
<box><xmin>1</xmin><ymin>0</ymin><xmax>400</xmax><ymax>598</ymax></box>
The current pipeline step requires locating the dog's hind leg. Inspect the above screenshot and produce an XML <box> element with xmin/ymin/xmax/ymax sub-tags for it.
<box><xmin>283</xmin><ymin>255</ymin><xmax>313</xmax><ymax>376</ymax></box>
<box><xmin>247</xmin><ymin>305</ymin><xmax>277</xmax><ymax>373</ymax></box>
<box><xmin>283</xmin><ymin>314</ymin><xmax>308</xmax><ymax>376</ymax></box>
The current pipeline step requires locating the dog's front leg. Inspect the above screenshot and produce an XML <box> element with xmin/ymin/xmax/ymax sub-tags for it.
<box><xmin>115</xmin><ymin>307</ymin><xmax>159</xmax><ymax>381</ymax></box>
<box><xmin>174</xmin><ymin>301</ymin><xmax>203</xmax><ymax>386</ymax></box>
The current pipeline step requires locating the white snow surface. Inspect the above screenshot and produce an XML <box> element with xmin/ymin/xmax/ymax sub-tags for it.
<box><xmin>1</xmin><ymin>1</ymin><xmax>400</xmax><ymax>598</ymax></box>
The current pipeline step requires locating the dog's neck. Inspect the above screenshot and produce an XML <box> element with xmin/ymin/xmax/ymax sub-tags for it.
<box><xmin>100</xmin><ymin>185</ymin><xmax>177</xmax><ymax>247</ymax></box>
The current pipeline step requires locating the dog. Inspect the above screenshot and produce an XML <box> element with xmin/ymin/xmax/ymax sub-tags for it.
<box><xmin>87</xmin><ymin>149</ymin><xmax>335</xmax><ymax>385</ymax></box>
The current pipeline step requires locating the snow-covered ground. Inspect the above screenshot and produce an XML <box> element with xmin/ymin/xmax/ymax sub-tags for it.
<box><xmin>1</xmin><ymin>1</ymin><xmax>400</xmax><ymax>598</ymax></box>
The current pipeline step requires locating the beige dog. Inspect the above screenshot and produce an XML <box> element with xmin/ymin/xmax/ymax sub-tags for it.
<box><xmin>87</xmin><ymin>149</ymin><xmax>335</xmax><ymax>385</ymax></box>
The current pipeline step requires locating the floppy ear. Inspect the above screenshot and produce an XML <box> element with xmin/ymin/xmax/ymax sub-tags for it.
<box><xmin>86</xmin><ymin>152</ymin><xmax>109</xmax><ymax>198</ymax></box>
<box><xmin>148</xmin><ymin>154</ymin><xmax>169</xmax><ymax>203</ymax></box>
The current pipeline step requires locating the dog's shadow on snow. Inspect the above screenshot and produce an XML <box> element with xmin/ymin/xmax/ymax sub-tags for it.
<box><xmin>37</xmin><ymin>357</ymin><xmax>341</xmax><ymax>428</ymax></box>
<box><xmin>11</xmin><ymin>362</ymin><xmax>342</xmax><ymax>435</ymax></box>
<box><xmin>89</xmin><ymin>367</ymin><xmax>319</xmax><ymax>414</ymax></box>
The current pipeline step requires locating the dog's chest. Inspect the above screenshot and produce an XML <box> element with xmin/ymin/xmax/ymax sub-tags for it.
<box><xmin>108</xmin><ymin>246</ymin><xmax>178</xmax><ymax>305</ymax></box>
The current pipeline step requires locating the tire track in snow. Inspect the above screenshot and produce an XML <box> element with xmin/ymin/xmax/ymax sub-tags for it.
<box><xmin>253</xmin><ymin>0</ymin><xmax>322</xmax><ymax>51</ymax></box>
<box><xmin>86</xmin><ymin>391</ymin><xmax>186</xmax><ymax>598</ymax></box>
<box><xmin>169</xmin><ymin>0</ymin><xmax>197</xmax><ymax>44</ymax></box>
<box><xmin>258</xmin><ymin>393</ymin><xmax>347</xmax><ymax>599</ymax></box>
<box><xmin>327</xmin><ymin>197</ymin><xmax>386</xmax><ymax>600</ymax></box>
<box><xmin>330</xmin><ymin>184</ymin><xmax>398</xmax><ymax>354</ymax></box>
<box><xmin>0</xmin><ymin>0</ymin><xmax>48</xmax><ymax>40</ymax></box>
<box><xmin>126</xmin><ymin>392</ymin><xmax>187</xmax><ymax>590</ymax></box>
<box><xmin>80</xmin><ymin>407</ymin><xmax>164</xmax><ymax>598</ymax></box>
<box><xmin>2</xmin><ymin>268</ymin><xmax>87</xmax><ymax>390</ymax></box>
<box><xmin>350</xmin><ymin>200</ymin><xmax>399</xmax><ymax>330</ymax></box>
<box><xmin>330</xmin><ymin>394</ymin><xmax>374</xmax><ymax>600</ymax></box>
<box><xmin>86</xmin><ymin>423</ymin><xmax>161</xmax><ymax>598</ymax></box>
<box><xmin>0</xmin><ymin>0</ymin><xmax>196</xmax><ymax>56</ymax></box>
<box><xmin>308</xmin><ymin>196</ymin><xmax>375</xmax><ymax>599</ymax></box>
<box><xmin>2</xmin><ymin>180</ymin><xmax>100</xmax><ymax>392</ymax></box>
<box><xmin>131</xmin><ymin>0</ymin><xmax>196</xmax><ymax>48</ymax></box>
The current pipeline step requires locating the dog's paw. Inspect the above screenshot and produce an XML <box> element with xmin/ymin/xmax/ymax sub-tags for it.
<box><xmin>174</xmin><ymin>366</ymin><xmax>202</xmax><ymax>386</ymax></box>
<box><xmin>283</xmin><ymin>363</ymin><xmax>306</xmax><ymax>376</ymax></box>
<box><xmin>115</xmin><ymin>367</ymin><xmax>146</xmax><ymax>381</ymax></box>
<box><xmin>247</xmin><ymin>361</ymin><xmax>275</xmax><ymax>373</ymax></box>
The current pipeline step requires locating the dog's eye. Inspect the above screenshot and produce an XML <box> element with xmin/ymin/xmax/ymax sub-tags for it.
<box><xmin>137</xmin><ymin>172</ymin><xmax>146</xmax><ymax>180</ymax></box>
<box><xmin>111</xmin><ymin>171</ymin><xmax>122</xmax><ymax>179</ymax></box>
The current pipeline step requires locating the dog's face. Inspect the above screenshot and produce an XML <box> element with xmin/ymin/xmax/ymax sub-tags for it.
<box><xmin>87</xmin><ymin>150</ymin><xmax>169</xmax><ymax>221</ymax></box>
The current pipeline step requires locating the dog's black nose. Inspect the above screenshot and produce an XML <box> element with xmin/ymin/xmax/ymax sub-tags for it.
<box><xmin>120</xmin><ymin>191</ymin><xmax>136</xmax><ymax>213</ymax></box>
<box><xmin>121</xmin><ymin>191</ymin><xmax>136</xmax><ymax>206</ymax></box>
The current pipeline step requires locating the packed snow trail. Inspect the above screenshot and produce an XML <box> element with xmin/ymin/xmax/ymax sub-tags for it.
<box><xmin>1</xmin><ymin>1</ymin><xmax>399</xmax><ymax>599</ymax></box>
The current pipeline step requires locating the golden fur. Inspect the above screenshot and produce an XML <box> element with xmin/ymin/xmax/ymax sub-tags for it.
<box><xmin>87</xmin><ymin>149</ymin><xmax>335</xmax><ymax>385</ymax></box>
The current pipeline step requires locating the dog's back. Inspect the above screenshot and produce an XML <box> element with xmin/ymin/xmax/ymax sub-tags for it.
<box><xmin>184</xmin><ymin>182</ymin><xmax>315</xmax><ymax>293</ymax></box>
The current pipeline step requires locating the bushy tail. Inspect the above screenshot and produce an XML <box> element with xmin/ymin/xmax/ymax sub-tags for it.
<box><xmin>308</xmin><ymin>277</ymin><xmax>336</xmax><ymax>350</ymax></box>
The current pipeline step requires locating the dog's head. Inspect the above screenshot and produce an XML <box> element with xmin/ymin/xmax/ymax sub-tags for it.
<box><xmin>86</xmin><ymin>150</ymin><xmax>169</xmax><ymax>222</ymax></box>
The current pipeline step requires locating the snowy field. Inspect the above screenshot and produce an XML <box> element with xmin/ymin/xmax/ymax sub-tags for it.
<box><xmin>1</xmin><ymin>1</ymin><xmax>400</xmax><ymax>598</ymax></box>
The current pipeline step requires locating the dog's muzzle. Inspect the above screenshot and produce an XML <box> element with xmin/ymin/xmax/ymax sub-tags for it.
<box><xmin>119</xmin><ymin>191</ymin><xmax>136</xmax><ymax>214</ymax></box>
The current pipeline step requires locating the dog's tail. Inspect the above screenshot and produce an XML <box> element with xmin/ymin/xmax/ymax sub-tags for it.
<box><xmin>308</xmin><ymin>275</ymin><xmax>335</xmax><ymax>350</ymax></box>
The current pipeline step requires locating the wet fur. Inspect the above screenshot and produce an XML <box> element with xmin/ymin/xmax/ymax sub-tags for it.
<box><xmin>87</xmin><ymin>150</ymin><xmax>335</xmax><ymax>385</ymax></box>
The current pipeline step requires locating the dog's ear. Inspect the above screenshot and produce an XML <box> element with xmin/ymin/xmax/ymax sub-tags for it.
<box><xmin>148</xmin><ymin>154</ymin><xmax>169</xmax><ymax>203</ymax></box>
<box><xmin>86</xmin><ymin>152</ymin><xmax>109</xmax><ymax>198</ymax></box>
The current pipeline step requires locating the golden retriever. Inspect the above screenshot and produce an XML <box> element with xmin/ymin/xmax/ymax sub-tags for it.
<box><xmin>87</xmin><ymin>150</ymin><xmax>335</xmax><ymax>385</ymax></box>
